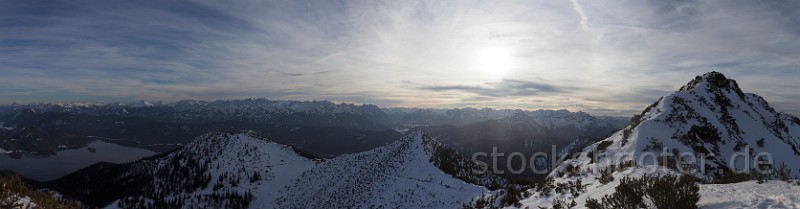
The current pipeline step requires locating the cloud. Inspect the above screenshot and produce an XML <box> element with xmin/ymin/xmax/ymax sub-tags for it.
<box><xmin>570</xmin><ymin>0</ymin><xmax>589</xmax><ymax>31</ymax></box>
<box><xmin>279</xmin><ymin>72</ymin><xmax>304</xmax><ymax>77</ymax></box>
<box><xmin>0</xmin><ymin>0</ymin><xmax>799</xmax><ymax>116</ymax></box>
<box><xmin>420</xmin><ymin>79</ymin><xmax>567</xmax><ymax>98</ymax></box>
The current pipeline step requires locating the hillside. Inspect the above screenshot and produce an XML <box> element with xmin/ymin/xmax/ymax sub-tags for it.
<box><xmin>421</xmin><ymin>110</ymin><xmax>626</xmax><ymax>180</ymax></box>
<box><xmin>514</xmin><ymin>72</ymin><xmax>800</xmax><ymax>208</ymax></box>
<box><xmin>45</xmin><ymin>131</ymin><xmax>314</xmax><ymax>208</ymax></box>
<box><xmin>277</xmin><ymin>131</ymin><xmax>503</xmax><ymax>208</ymax></box>
<box><xmin>42</xmin><ymin>131</ymin><xmax>503</xmax><ymax>209</ymax></box>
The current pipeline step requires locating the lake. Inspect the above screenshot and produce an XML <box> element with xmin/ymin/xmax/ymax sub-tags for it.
<box><xmin>0</xmin><ymin>140</ymin><xmax>156</xmax><ymax>181</ymax></box>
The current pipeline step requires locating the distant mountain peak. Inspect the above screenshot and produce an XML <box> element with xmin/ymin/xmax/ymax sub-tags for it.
<box><xmin>509</xmin><ymin>110</ymin><xmax>534</xmax><ymax>119</ymax></box>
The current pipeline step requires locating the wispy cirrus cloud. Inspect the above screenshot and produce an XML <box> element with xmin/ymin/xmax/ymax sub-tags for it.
<box><xmin>0</xmin><ymin>0</ymin><xmax>799</xmax><ymax>116</ymax></box>
<box><xmin>420</xmin><ymin>79</ymin><xmax>568</xmax><ymax>98</ymax></box>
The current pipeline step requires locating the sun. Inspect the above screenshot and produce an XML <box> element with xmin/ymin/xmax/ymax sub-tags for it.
<box><xmin>477</xmin><ymin>47</ymin><xmax>514</xmax><ymax>77</ymax></box>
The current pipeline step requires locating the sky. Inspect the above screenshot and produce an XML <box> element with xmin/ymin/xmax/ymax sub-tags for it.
<box><xmin>1</xmin><ymin>0</ymin><xmax>799</xmax><ymax>116</ymax></box>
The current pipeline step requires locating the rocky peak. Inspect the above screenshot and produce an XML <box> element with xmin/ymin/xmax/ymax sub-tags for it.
<box><xmin>599</xmin><ymin>71</ymin><xmax>800</xmax><ymax>177</ymax></box>
<box><xmin>679</xmin><ymin>71</ymin><xmax>746</xmax><ymax>97</ymax></box>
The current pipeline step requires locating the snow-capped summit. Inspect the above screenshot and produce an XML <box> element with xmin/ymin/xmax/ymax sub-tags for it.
<box><xmin>679</xmin><ymin>71</ymin><xmax>744</xmax><ymax>93</ymax></box>
<box><xmin>553</xmin><ymin>71</ymin><xmax>800</xmax><ymax>177</ymax></box>
<box><xmin>125</xmin><ymin>100</ymin><xmax>164</xmax><ymax>108</ymax></box>
<box><xmin>515</xmin><ymin>72</ymin><xmax>800</xmax><ymax>208</ymax></box>
<box><xmin>105</xmin><ymin>131</ymin><xmax>316</xmax><ymax>209</ymax></box>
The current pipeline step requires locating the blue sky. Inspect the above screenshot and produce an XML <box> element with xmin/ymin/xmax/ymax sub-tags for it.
<box><xmin>1</xmin><ymin>0</ymin><xmax>799</xmax><ymax>116</ymax></box>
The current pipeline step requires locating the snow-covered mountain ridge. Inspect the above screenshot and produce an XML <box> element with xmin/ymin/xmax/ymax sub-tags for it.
<box><xmin>514</xmin><ymin>72</ymin><xmax>800</xmax><ymax>208</ymax></box>
<box><xmin>105</xmin><ymin>131</ymin><xmax>315</xmax><ymax>208</ymax></box>
<box><xmin>49</xmin><ymin>130</ymin><xmax>503</xmax><ymax>209</ymax></box>
<box><xmin>609</xmin><ymin>71</ymin><xmax>800</xmax><ymax>173</ymax></box>
<box><xmin>0</xmin><ymin>99</ymin><xmax>387</xmax><ymax>123</ymax></box>
<box><xmin>277</xmin><ymin>130</ymin><xmax>503</xmax><ymax>208</ymax></box>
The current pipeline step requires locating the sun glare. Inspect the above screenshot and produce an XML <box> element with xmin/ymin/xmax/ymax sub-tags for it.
<box><xmin>477</xmin><ymin>47</ymin><xmax>513</xmax><ymax>77</ymax></box>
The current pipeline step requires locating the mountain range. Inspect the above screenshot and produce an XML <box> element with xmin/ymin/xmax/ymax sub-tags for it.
<box><xmin>0</xmin><ymin>99</ymin><xmax>627</xmax><ymax>158</ymax></box>
<box><xmin>4</xmin><ymin>72</ymin><xmax>798</xmax><ymax>208</ymax></box>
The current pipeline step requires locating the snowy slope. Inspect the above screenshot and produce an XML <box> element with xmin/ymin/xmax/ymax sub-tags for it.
<box><xmin>276</xmin><ymin>131</ymin><xmax>496</xmax><ymax>208</ymax></box>
<box><xmin>0</xmin><ymin>195</ymin><xmax>35</xmax><ymax>208</ymax></box>
<box><xmin>513</xmin><ymin>72</ymin><xmax>800</xmax><ymax>208</ymax></box>
<box><xmin>100</xmin><ymin>130</ymin><xmax>501</xmax><ymax>209</ymax></box>
<box><xmin>598</xmin><ymin>71</ymin><xmax>800</xmax><ymax>173</ymax></box>
<box><xmin>106</xmin><ymin>131</ymin><xmax>316</xmax><ymax>209</ymax></box>
<box><xmin>699</xmin><ymin>180</ymin><xmax>800</xmax><ymax>209</ymax></box>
